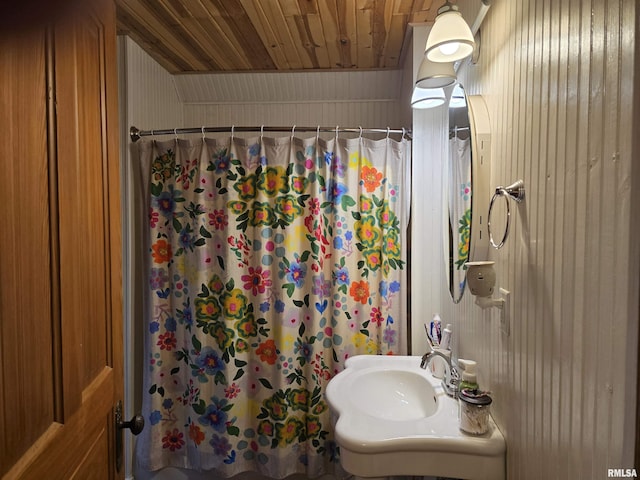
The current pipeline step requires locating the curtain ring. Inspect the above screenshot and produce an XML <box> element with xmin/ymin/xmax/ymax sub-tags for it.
<box><xmin>150</xmin><ymin>129</ymin><xmax>155</xmax><ymax>137</ymax></box>
<box><xmin>231</xmin><ymin>125</ymin><xmax>235</xmax><ymax>140</ymax></box>
<box><xmin>260</xmin><ymin>125</ymin><xmax>264</xmax><ymax>140</ymax></box>
<box><xmin>174</xmin><ymin>128</ymin><xmax>178</xmax><ymax>141</ymax></box>
<box><xmin>201</xmin><ymin>126</ymin><xmax>205</xmax><ymax>140</ymax></box>
<box><xmin>359</xmin><ymin>126</ymin><xmax>363</xmax><ymax>138</ymax></box>
<box><xmin>386</xmin><ymin>127</ymin><xmax>390</xmax><ymax>138</ymax></box>
<box><xmin>402</xmin><ymin>127</ymin><xmax>406</xmax><ymax>139</ymax></box>
<box><xmin>335</xmin><ymin>125</ymin><xmax>339</xmax><ymax>138</ymax></box>
<box><xmin>291</xmin><ymin>124</ymin><xmax>296</xmax><ymax>140</ymax></box>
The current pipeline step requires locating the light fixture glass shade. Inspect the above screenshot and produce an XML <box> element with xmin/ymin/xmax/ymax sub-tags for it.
<box><xmin>425</xmin><ymin>7</ymin><xmax>475</xmax><ymax>63</ymax></box>
<box><xmin>449</xmin><ymin>83</ymin><xmax>466</xmax><ymax>108</ymax></box>
<box><xmin>415</xmin><ymin>57</ymin><xmax>456</xmax><ymax>89</ymax></box>
<box><xmin>411</xmin><ymin>87</ymin><xmax>446</xmax><ymax>109</ymax></box>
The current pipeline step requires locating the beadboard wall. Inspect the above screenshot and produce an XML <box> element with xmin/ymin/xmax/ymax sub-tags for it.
<box><xmin>179</xmin><ymin>78</ymin><xmax>409</xmax><ymax>133</ymax></box>
<box><xmin>118</xmin><ymin>36</ymin><xmax>185</xmax><ymax>480</ymax></box>
<box><xmin>412</xmin><ymin>1</ymin><xmax>639</xmax><ymax>479</ymax></box>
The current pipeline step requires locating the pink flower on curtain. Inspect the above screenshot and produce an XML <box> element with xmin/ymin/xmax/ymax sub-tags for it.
<box><xmin>208</xmin><ymin>209</ymin><xmax>228</xmax><ymax>230</ymax></box>
<box><xmin>370</xmin><ymin>307</ymin><xmax>385</xmax><ymax>326</ymax></box>
<box><xmin>241</xmin><ymin>266</ymin><xmax>272</xmax><ymax>296</ymax></box>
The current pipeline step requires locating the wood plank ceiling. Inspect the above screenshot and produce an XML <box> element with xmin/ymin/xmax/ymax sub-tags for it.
<box><xmin>115</xmin><ymin>0</ymin><xmax>438</xmax><ymax>73</ymax></box>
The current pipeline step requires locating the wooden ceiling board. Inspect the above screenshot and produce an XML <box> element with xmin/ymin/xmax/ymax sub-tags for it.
<box><xmin>258</xmin><ymin>0</ymin><xmax>306</xmax><ymax>69</ymax></box>
<box><xmin>117</xmin><ymin>4</ymin><xmax>194</xmax><ymax>71</ymax></box>
<box><xmin>115</xmin><ymin>0</ymin><xmax>440</xmax><ymax>73</ymax></box>
<box><xmin>207</xmin><ymin>0</ymin><xmax>278</xmax><ymax>69</ymax></box>
<box><xmin>238</xmin><ymin>0</ymin><xmax>290</xmax><ymax>68</ymax></box>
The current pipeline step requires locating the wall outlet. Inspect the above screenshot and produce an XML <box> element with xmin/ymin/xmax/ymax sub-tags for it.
<box><xmin>499</xmin><ymin>288</ymin><xmax>510</xmax><ymax>336</ymax></box>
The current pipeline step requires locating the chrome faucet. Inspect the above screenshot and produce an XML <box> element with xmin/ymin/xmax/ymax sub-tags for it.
<box><xmin>420</xmin><ymin>350</ymin><xmax>461</xmax><ymax>398</ymax></box>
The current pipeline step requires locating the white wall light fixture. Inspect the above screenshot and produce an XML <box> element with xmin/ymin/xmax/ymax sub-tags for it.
<box><xmin>411</xmin><ymin>86</ymin><xmax>446</xmax><ymax>109</ymax></box>
<box><xmin>449</xmin><ymin>83</ymin><xmax>467</xmax><ymax>108</ymax></box>
<box><xmin>425</xmin><ymin>1</ymin><xmax>475</xmax><ymax>63</ymax></box>
<box><xmin>415</xmin><ymin>57</ymin><xmax>457</xmax><ymax>89</ymax></box>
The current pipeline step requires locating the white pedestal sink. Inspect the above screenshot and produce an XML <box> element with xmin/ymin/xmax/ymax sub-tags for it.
<box><xmin>326</xmin><ymin>355</ymin><xmax>506</xmax><ymax>480</ymax></box>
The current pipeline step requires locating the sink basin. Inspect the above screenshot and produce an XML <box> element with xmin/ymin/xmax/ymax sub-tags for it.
<box><xmin>326</xmin><ymin>355</ymin><xmax>505</xmax><ymax>480</ymax></box>
<box><xmin>349</xmin><ymin>369</ymin><xmax>438</xmax><ymax>420</ymax></box>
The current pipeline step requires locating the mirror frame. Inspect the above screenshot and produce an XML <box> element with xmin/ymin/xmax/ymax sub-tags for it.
<box><xmin>445</xmin><ymin>86</ymin><xmax>491</xmax><ymax>303</ymax></box>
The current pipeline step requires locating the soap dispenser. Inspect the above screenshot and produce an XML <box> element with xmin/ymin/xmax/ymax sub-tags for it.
<box><xmin>458</xmin><ymin>359</ymin><xmax>479</xmax><ymax>391</ymax></box>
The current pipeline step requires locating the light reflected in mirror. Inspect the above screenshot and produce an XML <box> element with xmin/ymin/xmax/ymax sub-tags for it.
<box><xmin>446</xmin><ymin>84</ymin><xmax>472</xmax><ymax>303</ymax></box>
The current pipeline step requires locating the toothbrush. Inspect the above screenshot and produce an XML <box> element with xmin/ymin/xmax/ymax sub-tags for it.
<box><xmin>424</xmin><ymin>323</ymin><xmax>435</xmax><ymax>349</ymax></box>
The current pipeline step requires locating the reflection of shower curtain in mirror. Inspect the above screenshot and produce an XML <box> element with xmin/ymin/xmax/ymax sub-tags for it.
<box><xmin>135</xmin><ymin>133</ymin><xmax>410</xmax><ymax>478</ymax></box>
<box><xmin>448</xmin><ymin>136</ymin><xmax>471</xmax><ymax>294</ymax></box>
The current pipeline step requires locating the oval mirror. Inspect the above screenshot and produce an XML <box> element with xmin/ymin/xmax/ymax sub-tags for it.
<box><xmin>445</xmin><ymin>84</ymin><xmax>491</xmax><ymax>303</ymax></box>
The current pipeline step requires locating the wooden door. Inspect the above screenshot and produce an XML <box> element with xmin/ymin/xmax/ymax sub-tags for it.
<box><xmin>0</xmin><ymin>0</ymin><xmax>124</xmax><ymax>478</ymax></box>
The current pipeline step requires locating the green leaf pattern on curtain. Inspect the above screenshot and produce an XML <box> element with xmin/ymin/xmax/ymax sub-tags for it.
<box><xmin>137</xmin><ymin>135</ymin><xmax>409</xmax><ymax>477</ymax></box>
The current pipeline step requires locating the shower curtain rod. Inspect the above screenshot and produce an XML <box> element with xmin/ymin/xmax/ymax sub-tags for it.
<box><xmin>129</xmin><ymin>125</ymin><xmax>412</xmax><ymax>143</ymax></box>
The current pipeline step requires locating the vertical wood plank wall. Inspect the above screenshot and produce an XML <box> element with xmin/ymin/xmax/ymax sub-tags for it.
<box><xmin>411</xmin><ymin>1</ymin><xmax>638</xmax><ymax>479</ymax></box>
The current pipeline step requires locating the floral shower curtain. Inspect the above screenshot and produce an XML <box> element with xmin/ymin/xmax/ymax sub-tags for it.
<box><xmin>447</xmin><ymin>134</ymin><xmax>471</xmax><ymax>300</ymax></box>
<box><xmin>136</xmin><ymin>132</ymin><xmax>410</xmax><ymax>477</ymax></box>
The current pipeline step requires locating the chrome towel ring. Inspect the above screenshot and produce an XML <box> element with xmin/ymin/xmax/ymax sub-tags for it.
<box><xmin>488</xmin><ymin>180</ymin><xmax>525</xmax><ymax>249</ymax></box>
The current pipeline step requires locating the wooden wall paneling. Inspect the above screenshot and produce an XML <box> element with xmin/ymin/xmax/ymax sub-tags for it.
<box><xmin>549</xmin><ymin>1</ymin><xmax>566</xmax><ymax>475</ymax></box>
<box><xmin>619</xmin><ymin>0</ymin><xmax>639</xmax><ymax>466</ymax></box>
<box><xmin>601</xmin><ymin>0</ymin><xmax>632</xmax><ymax>467</ymax></box>
<box><xmin>587</xmin><ymin>1</ymin><xmax>607</xmax><ymax>476</ymax></box>
<box><xmin>573</xmin><ymin>0</ymin><xmax>594</xmax><ymax>477</ymax></box>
